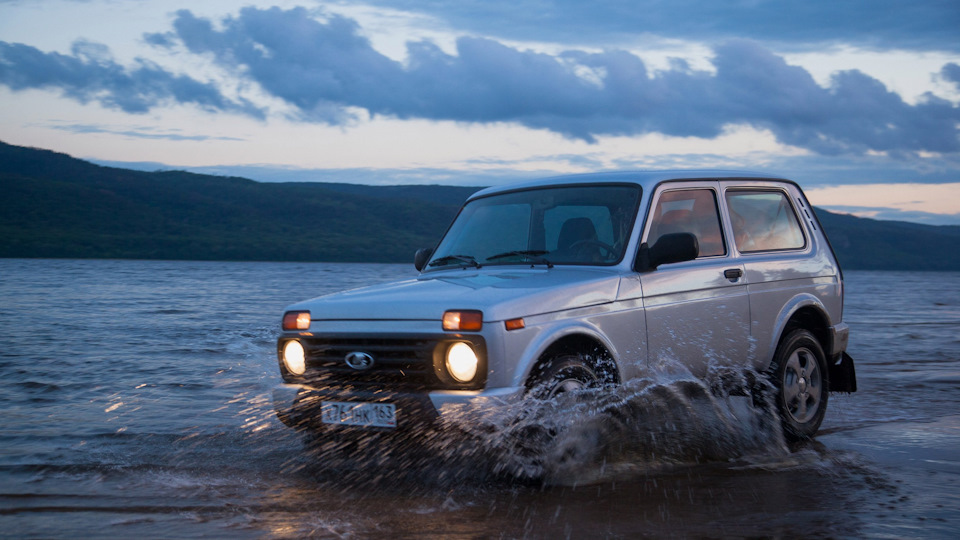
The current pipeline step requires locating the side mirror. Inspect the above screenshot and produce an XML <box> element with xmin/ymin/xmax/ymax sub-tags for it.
<box><xmin>414</xmin><ymin>248</ymin><xmax>434</xmax><ymax>272</ymax></box>
<box><xmin>635</xmin><ymin>233</ymin><xmax>699</xmax><ymax>272</ymax></box>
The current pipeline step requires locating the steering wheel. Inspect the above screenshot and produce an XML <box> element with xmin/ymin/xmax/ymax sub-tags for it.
<box><xmin>569</xmin><ymin>239</ymin><xmax>617</xmax><ymax>260</ymax></box>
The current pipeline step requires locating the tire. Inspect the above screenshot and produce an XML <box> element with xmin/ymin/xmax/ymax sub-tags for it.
<box><xmin>505</xmin><ymin>355</ymin><xmax>601</xmax><ymax>480</ymax></box>
<box><xmin>529</xmin><ymin>355</ymin><xmax>600</xmax><ymax>400</ymax></box>
<box><xmin>769</xmin><ymin>329</ymin><xmax>829</xmax><ymax>441</ymax></box>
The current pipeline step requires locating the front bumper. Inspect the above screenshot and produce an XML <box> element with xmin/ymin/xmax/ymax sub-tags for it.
<box><xmin>272</xmin><ymin>383</ymin><xmax>524</xmax><ymax>432</ymax></box>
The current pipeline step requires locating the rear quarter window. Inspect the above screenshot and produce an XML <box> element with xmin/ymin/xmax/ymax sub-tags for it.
<box><xmin>725</xmin><ymin>191</ymin><xmax>805</xmax><ymax>252</ymax></box>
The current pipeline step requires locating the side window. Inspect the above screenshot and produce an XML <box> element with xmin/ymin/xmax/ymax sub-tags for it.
<box><xmin>648</xmin><ymin>189</ymin><xmax>725</xmax><ymax>257</ymax></box>
<box><xmin>725</xmin><ymin>191</ymin><xmax>805</xmax><ymax>252</ymax></box>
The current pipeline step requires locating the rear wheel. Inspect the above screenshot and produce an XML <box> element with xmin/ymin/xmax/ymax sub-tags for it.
<box><xmin>769</xmin><ymin>329</ymin><xmax>829</xmax><ymax>440</ymax></box>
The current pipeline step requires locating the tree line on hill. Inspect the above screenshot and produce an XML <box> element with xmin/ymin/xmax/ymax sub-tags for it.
<box><xmin>2</xmin><ymin>140</ymin><xmax>958</xmax><ymax>271</ymax></box>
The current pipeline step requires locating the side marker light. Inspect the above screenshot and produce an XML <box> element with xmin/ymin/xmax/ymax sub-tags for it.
<box><xmin>505</xmin><ymin>318</ymin><xmax>525</xmax><ymax>331</ymax></box>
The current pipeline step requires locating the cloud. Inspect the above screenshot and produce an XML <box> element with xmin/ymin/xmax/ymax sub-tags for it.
<box><xmin>804</xmin><ymin>182</ymin><xmax>960</xmax><ymax>215</ymax></box>
<box><xmin>464</xmin><ymin>153</ymin><xmax>608</xmax><ymax>170</ymax></box>
<box><xmin>152</xmin><ymin>7</ymin><xmax>959</xmax><ymax>155</ymax></box>
<box><xmin>360</xmin><ymin>0</ymin><xmax>960</xmax><ymax>52</ymax></box>
<box><xmin>0</xmin><ymin>39</ymin><xmax>262</xmax><ymax>117</ymax></box>
<box><xmin>157</xmin><ymin>7</ymin><xmax>405</xmax><ymax>124</ymax></box>
<box><xmin>46</xmin><ymin>123</ymin><xmax>244</xmax><ymax>142</ymax></box>
<box><xmin>943</xmin><ymin>63</ymin><xmax>960</xmax><ymax>91</ymax></box>
<box><xmin>2</xmin><ymin>7</ymin><xmax>957</xmax><ymax>157</ymax></box>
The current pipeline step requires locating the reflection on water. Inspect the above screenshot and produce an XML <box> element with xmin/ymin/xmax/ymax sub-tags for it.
<box><xmin>1</xmin><ymin>260</ymin><xmax>959</xmax><ymax>537</ymax></box>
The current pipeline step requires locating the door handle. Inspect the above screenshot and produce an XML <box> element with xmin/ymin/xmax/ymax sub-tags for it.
<box><xmin>723</xmin><ymin>268</ymin><xmax>743</xmax><ymax>280</ymax></box>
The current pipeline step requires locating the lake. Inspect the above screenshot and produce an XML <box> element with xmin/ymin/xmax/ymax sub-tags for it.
<box><xmin>1</xmin><ymin>259</ymin><xmax>958</xmax><ymax>538</ymax></box>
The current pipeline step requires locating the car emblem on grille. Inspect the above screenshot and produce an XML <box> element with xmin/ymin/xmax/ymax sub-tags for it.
<box><xmin>345</xmin><ymin>351</ymin><xmax>375</xmax><ymax>370</ymax></box>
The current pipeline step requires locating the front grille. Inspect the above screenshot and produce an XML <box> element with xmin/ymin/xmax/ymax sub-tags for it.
<box><xmin>304</xmin><ymin>336</ymin><xmax>436</xmax><ymax>390</ymax></box>
<box><xmin>279</xmin><ymin>334</ymin><xmax>486</xmax><ymax>391</ymax></box>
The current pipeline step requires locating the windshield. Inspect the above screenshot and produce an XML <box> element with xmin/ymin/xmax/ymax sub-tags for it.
<box><xmin>427</xmin><ymin>184</ymin><xmax>642</xmax><ymax>269</ymax></box>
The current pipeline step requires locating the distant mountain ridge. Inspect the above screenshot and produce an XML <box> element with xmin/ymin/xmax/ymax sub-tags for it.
<box><xmin>2</xmin><ymin>140</ymin><xmax>959</xmax><ymax>270</ymax></box>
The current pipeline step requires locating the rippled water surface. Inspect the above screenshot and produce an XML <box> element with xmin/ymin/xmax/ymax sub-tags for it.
<box><xmin>1</xmin><ymin>259</ymin><xmax>958</xmax><ymax>538</ymax></box>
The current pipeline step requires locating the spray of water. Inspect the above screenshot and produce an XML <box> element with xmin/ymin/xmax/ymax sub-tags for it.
<box><xmin>234</xmin><ymin>339</ymin><xmax>791</xmax><ymax>490</ymax></box>
<box><xmin>423</xmin><ymin>361</ymin><xmax>786</xmax><ymax>485</ymax></box>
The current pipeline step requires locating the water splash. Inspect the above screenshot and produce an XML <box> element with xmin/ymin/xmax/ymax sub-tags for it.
<box><xmin>430</xmin><ymin>364</ymin><xmax>788</xmax><ymax>485</ymax></box>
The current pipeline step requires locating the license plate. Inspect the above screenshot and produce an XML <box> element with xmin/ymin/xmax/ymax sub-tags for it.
<box><xmin>321</xmin><ymin>401</ymin><xmax>397</xmax><ymax>428</ymax></box>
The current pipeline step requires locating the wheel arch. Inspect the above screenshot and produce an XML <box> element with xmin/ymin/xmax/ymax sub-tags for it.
<box><xmin>519</xmin><ymin>327</ymin><xmax>621</xmax><ymax>391</ymax></box>
<box><xmin>769</xmin><ymin>295</ymin><xmax>833</xmax><ymax>369</ymax></box>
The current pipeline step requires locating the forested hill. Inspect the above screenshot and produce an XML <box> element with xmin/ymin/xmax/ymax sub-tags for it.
<box><xmin>0</xmin><ymin>141</ymin><xmax>478</xmax><ymax>263</ymax></box>
<box><xmin>814</xmin><ymin>210</ymin><xmax>960</xmax><ymax>271</ymax></box>
<box><xmin>2</xmin><ymin>140</ymin><xmax>959</xmax><ymax>270</ymax></box>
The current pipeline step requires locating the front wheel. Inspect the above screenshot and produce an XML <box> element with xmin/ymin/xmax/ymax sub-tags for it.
<box><xmin>506</xmin><ymin>355</ymin><xmax>603</xmax><ymax>480</ymax></box>
<box><xmin>769</xmin><ymin>329</ymin><xmax>829</xmax><ymax>441</ymax></box>
<box><xmin>529</xmin><ymin>355</ymin><xmax>600</xmax><ymax>400</ymax></box>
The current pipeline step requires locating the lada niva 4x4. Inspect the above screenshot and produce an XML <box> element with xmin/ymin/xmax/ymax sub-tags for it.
<box><xmin>274</xmin><ymin>171</ymin><xmax>856</xmax><ymax>441</ymax></box>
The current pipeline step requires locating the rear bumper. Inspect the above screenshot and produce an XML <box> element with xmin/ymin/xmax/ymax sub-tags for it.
<box><xmin>829</xmin><ymin>322</ymin><xmax>849</xmax><ymax>357</ymax></box>
<box><xmin>827</xmin><ymin>322</ymin><xmax>856</xmax><ymax>393</ymax></box>
<box><xmin>272</xmin><ymin>383</ymin><xmax>524</xmax><ymax>432</ymax></box>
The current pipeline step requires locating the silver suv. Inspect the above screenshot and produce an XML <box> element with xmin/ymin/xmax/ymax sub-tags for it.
<box><xmin>274</xmin><ymin>171</ymin><xmax>856</xmax><ymax>441</ymax></box>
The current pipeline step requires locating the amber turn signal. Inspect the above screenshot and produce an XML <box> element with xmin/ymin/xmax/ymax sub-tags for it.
<box><xmin>504</xmin><ymin>318</ymin><xmax>525</xmax><ymax>331</ymax></box>
<box><xmin>442</xmin><ymin>310</ymin><xmax>483</xmax><ymax>331</ymax></box>
<box><xmin>282</xmin><ymin>311</ymin><xmax>311</xmax><ymax>331</ymax></box>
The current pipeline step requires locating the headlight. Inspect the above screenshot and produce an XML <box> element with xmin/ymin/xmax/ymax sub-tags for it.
<box><xmin>445</xmin><ymin>342</ymin><xmax>479</xmax><ymax>382</ymax></box>
<box><xmin>282</xmin><ymin>340</ymin><xmax>306</xmax><ymax>375</ymax></box>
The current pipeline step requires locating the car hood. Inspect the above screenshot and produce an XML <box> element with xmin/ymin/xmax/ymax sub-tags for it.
<box><xmin>286</xmin><ymin>267</ymin><xmax>623</xmax><ymax>322</ymax></box>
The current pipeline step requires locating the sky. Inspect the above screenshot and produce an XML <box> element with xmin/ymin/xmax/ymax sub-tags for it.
<box><xmin>1</xmin><ymin>0</ymin><xmax>959</xmax><ymax>224</ymax></box>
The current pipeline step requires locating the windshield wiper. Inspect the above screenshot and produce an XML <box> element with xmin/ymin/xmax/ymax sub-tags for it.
<box><xmin>428</xmin><ymin>254</ymin><xmax>482</xmax><ymax>268</ymax></box>
<box><xmin>486</xmin><ymin>250</ymin><xmax>554</xmax><ymax>268</ymax></box>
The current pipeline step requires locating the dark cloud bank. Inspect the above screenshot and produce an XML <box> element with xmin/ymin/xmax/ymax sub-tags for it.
<box><xmin>0</xmin><ymin>39</ymin><xmax>261</xmax><ymax>117</ymax></box>
<box><xmin>363</xmin><ymin>0</ymin><xmax>960</xmax><ymax>52</ymax></box>
<box><xmin>2</xmin><ymin>6</ymin><xmax>958</xmax><ymax>156</ymax></box>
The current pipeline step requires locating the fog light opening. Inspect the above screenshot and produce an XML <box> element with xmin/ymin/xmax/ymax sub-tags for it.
<box><xmin>446</xmin><ymin>342</ymin><xmax>478</xmax><ymax>383</ymax></box>
<box><xmin>282</xmin><ymin>340</ymin><xmax>306</xmax><ymax>375</ymax></box>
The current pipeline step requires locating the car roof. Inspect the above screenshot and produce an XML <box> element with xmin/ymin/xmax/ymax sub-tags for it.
<box><xmin>468</xmin><ymin>170</ymin><xmax>792</xmax><ymax>201</ymax></box>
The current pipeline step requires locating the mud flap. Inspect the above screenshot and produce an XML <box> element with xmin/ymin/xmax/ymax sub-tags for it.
<box><xmin>829</xmin><ymin>351</ymin><xmax>857</xmax><ymax>393</ymax></box>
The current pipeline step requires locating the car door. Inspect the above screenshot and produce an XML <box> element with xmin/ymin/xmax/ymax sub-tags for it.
<box><xmin>638</xmin><ymin>181</ymin><xmax>751</xmax><ymax>376</ymax></box>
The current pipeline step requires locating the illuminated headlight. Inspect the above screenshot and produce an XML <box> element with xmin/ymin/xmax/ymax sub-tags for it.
<box><xmin>445</xmin><ymin>342</ymin><xmax>479</xmax><ymax>382</ymax></box>
<box><xmin>282</xmin><ymin>340</ymin><xmax>306</xmax><ymax>375</ymax></box>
